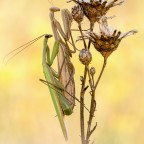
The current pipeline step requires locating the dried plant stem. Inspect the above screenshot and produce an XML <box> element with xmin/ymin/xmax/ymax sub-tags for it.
<box><xmin>78</xmin><ymin>23</ymin><xmax>87</xmax><ymax>49</ymax></box>
<box><xmin>78</xmin><ymin>20</ymin><xmax>89</xmax><ymax>144</ymax></box>
<box><xmin>94</xmin><ymin>57</ymin><xmax>107</xmax><ymax>90</ymax></box>
<box><xmin>80</xmin><ymin>66</ymin><xmax>88</xmax><ymax>144</ymax></box>
<box><xmin>78</xmin><ymin>22</ymin><xmax>89</xmax><ymax>144</ymax></box>
<box><xmin>88</xmin><ymin>23</ymin><xmax>94</xmax><ymax>49</ymax></box>
<box><xmin>86</xmin><ymin>57</ymin><xmax>107</xmax><ymax>144</ymax></box>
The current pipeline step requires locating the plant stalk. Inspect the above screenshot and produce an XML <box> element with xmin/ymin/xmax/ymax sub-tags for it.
<box><xmin>80</xmin><ymin>66</ymin><xmax>88</xmax><ymax>144</ymax></box>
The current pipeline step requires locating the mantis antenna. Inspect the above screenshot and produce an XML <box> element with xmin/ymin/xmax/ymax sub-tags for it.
<box><xmin>3</xmin><ymin>34</ymin><xmax>46</xmax><ymax>64</ymax></box>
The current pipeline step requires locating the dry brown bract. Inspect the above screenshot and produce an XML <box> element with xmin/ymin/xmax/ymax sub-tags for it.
<box><xmin>68</xmin><ymin>0</ymin><xmax>124</xmax><ymax>24</ymax></box>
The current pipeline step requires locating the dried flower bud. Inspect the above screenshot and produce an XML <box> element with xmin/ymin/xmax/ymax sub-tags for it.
<box><xmin>72</xmin><ymin>5</ymin><xmax>84</xmax><ymax>23</ymax></box>
<box><xmin>79</xmin><ymin>49</ymin><xmax>92</xmax><ymax>65</ymax></box>
<box><xmin>90</xmin><ymin>67</ymin><xmax>96</xmax><ymax>76</ymax></box>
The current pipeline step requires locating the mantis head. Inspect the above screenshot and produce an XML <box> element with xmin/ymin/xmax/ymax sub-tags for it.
<box><xmin>45</xmin><ymin>34</ymin><xmax>53</xmax><ymax>39</ymax></box>
<box><xmin>49</xmin><ymin>6</ymin><xmax>60</xmax><ymax>12</ymax></box>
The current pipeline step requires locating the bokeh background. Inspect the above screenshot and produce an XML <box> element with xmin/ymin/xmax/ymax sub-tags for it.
<box><xmin>0</xmin><ymin>0</ymin><xmax>144</xmax><ymax>144</ymax></box>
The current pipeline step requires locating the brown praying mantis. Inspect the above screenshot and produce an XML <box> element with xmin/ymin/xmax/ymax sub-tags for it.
<box><xmin>46</xmin><ymin>6</ymin><xmax>78</xmax><ymax>140</ymax></box>
<box><xmin>49</xmin><ymin>6</ymin><xmax>77</xmax><ymax>110</ymax></box>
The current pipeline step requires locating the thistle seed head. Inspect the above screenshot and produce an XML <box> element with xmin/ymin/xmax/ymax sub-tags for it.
<box><xmin>79</xmin><ymin>49</ymin><xmax>92</xmax><ymax>65</ymax></box>
<box><xmin>72</xmin><ymin>5</ymin><xmax>84</xmax><ymax>23</ymax></box>
<box><xmin>85</xmin><ymin>16</ymin><xmax>137</xmax><ymax>58</ymax></box>
<box><xmin>88</xmin><ymin>29</ymin><xmax>137</xmax><ymax>58</ymax></box>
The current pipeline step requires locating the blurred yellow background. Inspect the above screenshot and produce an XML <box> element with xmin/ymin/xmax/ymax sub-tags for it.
<box><xmin>0</xmin><ymin>0</ymin><xmax>143</xmax><ymax>144</ymax></box>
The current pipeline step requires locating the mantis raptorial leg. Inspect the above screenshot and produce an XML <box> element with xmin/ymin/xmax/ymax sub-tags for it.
<box><xmin>49</xmin><ymin>6</ymin><xmax>77</xmax><ymax>109</ymax></box>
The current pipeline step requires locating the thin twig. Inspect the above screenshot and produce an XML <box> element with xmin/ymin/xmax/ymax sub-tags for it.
<box><xmin>89</xmin><ymin>122</ymin><xmax>97</xmax><ymax>137</ymax></box>
<box><xmin>86</xmin><ymin>65</ymin><xmax>93</xmax><ymax>90</ymax></box>
<box><xmin>78</xmin><ymin>23</ymin><xmax>87</xmax><ymax>49</ymax></box>
<box><xmin>94</xmin><ymin>57</ymin><xmax>107</xmax><ymax>90</ymax></box>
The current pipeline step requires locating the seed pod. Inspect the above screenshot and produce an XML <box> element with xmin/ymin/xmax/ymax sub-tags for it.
<box><xmin>71</xmin><ymin>5</ymin><xmax>84</xmax><ymax>23</ymax></box>
<box><xmin>90</xmin><ymin>67</ymin><xmax>96</xmax><ymax>76</ymax></box>
<box><xmin>79</xmin><ymin>49</ymin><xmax>92</xmax><ymax>65</ymax></box>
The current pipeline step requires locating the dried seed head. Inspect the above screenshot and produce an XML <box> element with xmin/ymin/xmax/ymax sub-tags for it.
<box><xmin>71</xmin><ymin>0</ymin><xmax>124</xmax><ymax>24</ymax></box>
<box><xmin>88</xmin><ymin>29</ymin><xmax>137</xmax><ymax>58</ymax></box>
<box><xmin>72</xmin><ymin>5</ymin><xmax>84</xmax><ymax>23</ymax></box>
<box><xmin>90</xmin><ymin>67</ymin><xmax>96</xmax><ymax>76</ymax></box>
<box><xmin>79</xmin><ymin>49</ymin><xmax>92</xmax><ymax>65</ymax></box>
<box><xmin>85</xmin><ymin>16</ymin><xmax>138</xmax><ymax>58</ymax></box>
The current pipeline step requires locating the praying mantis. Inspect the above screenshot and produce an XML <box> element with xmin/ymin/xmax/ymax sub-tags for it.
<box><xmin>41</xmin><ymin>34</ymin><xmax>73</xmax><ymax>140</ymax></box>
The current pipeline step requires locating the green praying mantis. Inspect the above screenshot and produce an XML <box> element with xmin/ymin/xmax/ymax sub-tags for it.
<box><xmin>3</xmin><ymin>6</ymin><xmax>84</xmax><ymax>141</ymax></box>
<box><xmin>4</xmin><ymin>34</ymin><xmax>77</xmax><ymax>140</ymax></box>
<box><xmin>39</xmin><ymin>32</ymin><xmax>88</xmax><ymax>141</ymax></box>
<box><xmin>40</xmin><ymin>34</ymin><xmax>88</xmax><ymax>140</ymax></box>
<box><xmin>41</xmin><ymin>34</ymin><xmax>73</xmax><ymax>140</ymax></box>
